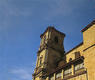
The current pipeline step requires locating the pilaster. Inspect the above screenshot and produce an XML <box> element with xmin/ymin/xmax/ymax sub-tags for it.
<box><xmin>61</xmin><ymin>69</ymin><xmax>64</xmax><ymax>79</ymax></box>
<box><xmin>46</xmin><ymin>77</ymin><xmax>49</xmax><ymax>80</ymax></box>
<box><xmin>72</xmin><ymin>64</ymin><xmax>75</xmax><ymax>75</ymax></box>
<box><xmin>54</xmin><ymin>73</ymin><xmax>56</xmax><ymax>80</ymax></box>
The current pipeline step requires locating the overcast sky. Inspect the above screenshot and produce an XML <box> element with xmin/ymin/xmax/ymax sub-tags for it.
<box><xmin>0</xmin><ymin>0</ymin><xmax>95</xmax><ymax>80</ymax></box>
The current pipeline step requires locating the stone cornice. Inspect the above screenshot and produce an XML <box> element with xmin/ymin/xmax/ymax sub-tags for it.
<box><xmin>40</xmin><ymin>26</ymin><xmax>65</xmax><ymax>38</ymax></box>
<box><xmin>37</xmin><ymin>44</ymin><xmax>65</xmax><ymax>56</ymax></box>
<box><xmin>81</xmin><ymin>20</ymin><xmax>95</xmax><ymax>32</ymax></box>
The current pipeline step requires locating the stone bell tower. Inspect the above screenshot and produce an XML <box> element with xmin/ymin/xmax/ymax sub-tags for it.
<box><xmin>33</xmin><ymin>27</ymin><xmax>65</xmax><ymax>80</ymax></box>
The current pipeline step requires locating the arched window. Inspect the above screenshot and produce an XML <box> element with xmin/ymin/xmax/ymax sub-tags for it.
<box><xmin>69</xmin><ymin>58</ymin><xmax>72</xmax><ymax>62</ymax></box>
<box><xmin>54</xmin><ymin>36</ymin><xmax>58</xmax><ymax>44</ymax></box>
<box><xmin>75</xmin><ymin>52</ymin><xmax>80</xmax><ymax>59</ymax></box>
<box><xmin>39</xmin><ymin>56</ymin><xmax>43</xmax><ymax>65</ymax></box>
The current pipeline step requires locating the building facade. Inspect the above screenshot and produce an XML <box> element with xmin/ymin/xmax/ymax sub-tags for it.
<box><xmin>32</xmin><ymin>20</ymin><xmax>95</xmax><ymax>80</ymax></box>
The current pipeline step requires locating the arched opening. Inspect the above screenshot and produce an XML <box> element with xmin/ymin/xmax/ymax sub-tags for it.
<box><xmin>69</xmin><ymin>58</ymin><xmax>72</xmax><ymax>62</ymax></box>
<box><xmin>54</xmin><ymin>36</ymin><xmax>58</xmax><ymax>44</ymax></box>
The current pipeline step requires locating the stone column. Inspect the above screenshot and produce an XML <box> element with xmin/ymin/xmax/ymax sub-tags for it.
<box><xmin>61</xmin><ymin>69</ymin><xmax>64</xmax><ymax>79</ymax></box>
<box><xmin>54</xmin><ymin>73</ymin><xmax>56</xmax><ymax>80</ymax></box>
<box><xmin>72</xmin><ymin>64</ymin><xmax>75</xmax><ymax>75</ymax></box>
<box><xmin>36</xmin><ymin>55</ymin><xmax>39</xmax><ymax>67</ymax></box>
<box><xmin>46</xmin><ymin>77</ymin><xmax>49</xmax><ymax>80</ymax></box>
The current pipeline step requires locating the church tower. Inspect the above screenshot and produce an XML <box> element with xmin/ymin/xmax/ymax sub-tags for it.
<box><xmin>33</xmin><ymin>27</ymin><xmax>65</xmax><ymax>80</ymax></box>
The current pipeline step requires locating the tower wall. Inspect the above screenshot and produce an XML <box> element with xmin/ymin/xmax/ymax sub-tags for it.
<box><xmin>33</xmin><ymin>27</ymin><xmax>65</xmax><ymax>80</ymax></box>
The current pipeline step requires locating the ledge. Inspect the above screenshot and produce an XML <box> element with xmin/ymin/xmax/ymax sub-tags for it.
<box><xmin>46</xmin><ymin>56</ymin><xmax>84</xmax><ymax>76</ymax></box>
<box><xmin>83</xmin><ymin>44</ymin><xmax>95</xmax><ymax>52</ymax></box>
<box><xmin>40</xmin><ymin>27</ymin><xmax>65</xmax><ymax>38</ymax></box>
<box><xmin>64</xmin><ymin>70</ymin><xmax>87</xmax><ymax>80</ymax></box>
<box><xmin>81</xmin><ymin>20</ymin><xmax>95</xmax><ymax>32</ymax></box>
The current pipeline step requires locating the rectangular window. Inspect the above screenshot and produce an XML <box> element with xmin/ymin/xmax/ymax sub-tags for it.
<box><xmin>50</xmin><ymin>76</ymin><xmax>54</xmax><ymax>80</ymax></box>
<box><xmin>64</xmin><ymin>68</ymin><xmax>72</xmax><ymax>75</ymax></box>
<box><xmin>75</xmin><ymin>62</ymin><xmax>84</xmax><ymax>71</ymax></box>
<box><xmin>56</xmin><ymin>72</ymin><xmax>61</xmax><ymax>79</ymax></box>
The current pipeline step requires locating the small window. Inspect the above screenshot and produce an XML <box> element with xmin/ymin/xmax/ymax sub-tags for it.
<box><xmin>69</xmin><ymin>58</ymin><xmax>72</xmax><ymax>62</ymax></box>
<box><xmin>54</xmin><ymin>36</ymin><xmax>58</xmax><ymax>44</ymax></box>
<box><xmin>75</xmin><ymin>52</ymin><xmax>80</xmax><ymax>59</ymax></box>
<box><xmin>43</xmin><ymin>35</ymin><xmax>46</xmax><ymax>43</ymax></box>
<box><xmin>50</xmin><ymin>76</ymin><xmax>54</xmax><ymax>80</ymax></box>
<box><xmin>39</xmin><ymin>56</ymin><xmax>43</xmax><ymax>65</ymax></box>
<box><xmin>56</xmin><ymin>72</ymin><xmax>61</xmax><ymax>79</ymax></box>
<box><xmin>75</xmin><ymin>62</ymin><xmax>84</xmax><ymax>71</ymax></box>
<box><xmin>64</xmin><ymin>67</ymin><xmax>72</xmax><ymax>75</ymax></box>
<box><xmin>44</xmin><ymin>35</ymin><xmax>46</xmax><ymax>41</ymax></box>
<box><xmin>39</xmin><ymin>59</ymin><xmax>42</xmax><ymax>65</ymax></box>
